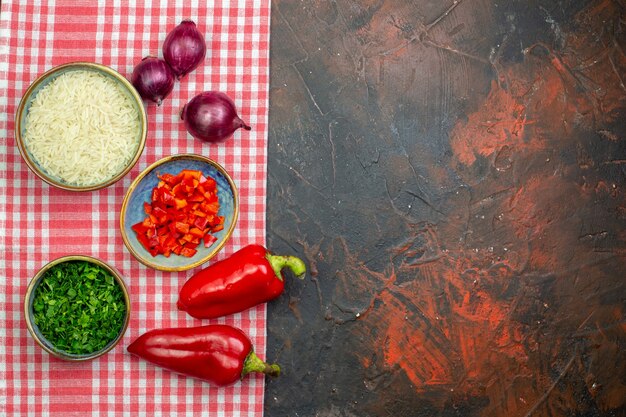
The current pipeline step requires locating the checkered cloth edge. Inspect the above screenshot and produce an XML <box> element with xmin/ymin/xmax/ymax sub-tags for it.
<box><xmin>0</xmin><ymin>1</ymin><xmax>270</xmax><ymax>415</ymax></box>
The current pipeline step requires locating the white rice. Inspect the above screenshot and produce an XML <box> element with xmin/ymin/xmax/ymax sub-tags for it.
<box><xmin>23</xmin><ymin>69</ymin><xmax>141</xmax><ymax>186</ymax></box>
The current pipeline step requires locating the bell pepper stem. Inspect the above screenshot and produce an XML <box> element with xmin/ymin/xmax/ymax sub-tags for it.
<box><xmin>242</xmin><ymin>351</ymin><xmax>281</xmax><ymax>378</ymax></box>
<box><xmin>266</xmin><ymin>253</ymin><xmax>306</xmax><ymax>281</ymax></box>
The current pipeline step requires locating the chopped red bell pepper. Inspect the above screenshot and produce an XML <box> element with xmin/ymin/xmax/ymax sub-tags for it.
<box><xmin>203</xmin><ymin>234</ymin><xmax>217</xmax><ymax>248</ymax></box>
<box><xmin>131</xmin><ymin>169</ymin><xmax>222</xmax><ymax>258</ymax></box>
<box><xmin>175</xmin><ymin>222</ymin><xmax>190</xmax><ymax>234</ymax></box>
<box><xmin>180</xmin><ymin>247</ymin><xmax>198</xmax><ymax>258</ymax></box>
<box><xmin>193</xmin><ymin>216</ymin><xmax>209</xmax><ymax>230</ymax></box>
<box><xmin>202</xmin><ymin>201</ymin><xmax>220</xmax><ymax>214</ymax></box>
<box><xmin>131</xmin><ymin>222</ymin><xmax>148</xmax><ymax>235</ymax></box>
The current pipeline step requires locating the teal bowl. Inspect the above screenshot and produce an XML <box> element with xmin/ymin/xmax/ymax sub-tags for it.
<box><xmin>120</xmin><ymin>154</ymin><xmax>238</xmax><ymax>271</ymax></box>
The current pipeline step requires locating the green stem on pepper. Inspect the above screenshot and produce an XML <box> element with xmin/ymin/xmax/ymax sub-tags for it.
<box><xmin>242</xmin><ymin>351</ymin><xmax>281</xmax><ymax>378</ymax></box>
<box><xmin>266</xmin><ymin>253</ymin><xmax>307</xmax><ymax>281</ymax></box>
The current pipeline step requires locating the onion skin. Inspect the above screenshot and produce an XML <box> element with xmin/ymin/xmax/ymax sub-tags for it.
<box><xmin>131</xmin><ymin>56</ymin><xmax>175</xmax><ymax>106</ymax></box>
<box><xmin>163</xmin><ymin>20</ymin><xmax>207</xmax><ymax>79</ymax></box>
<box><xmin>181</xmin><ymin>91</ymin><xmax>251</xmax><ymax>143</ymax></box>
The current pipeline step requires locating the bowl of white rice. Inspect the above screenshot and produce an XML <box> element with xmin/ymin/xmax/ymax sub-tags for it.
<box><xmin>15</xmin><ymin>62</ymin><xmax>147</xmax><ymax>191</ymax></box>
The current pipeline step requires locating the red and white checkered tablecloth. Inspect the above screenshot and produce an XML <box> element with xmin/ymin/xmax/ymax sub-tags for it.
<box><xmin>0</xmin><ymin>1</ymin><xmax>271</xmax><ymax>415</ymax></box>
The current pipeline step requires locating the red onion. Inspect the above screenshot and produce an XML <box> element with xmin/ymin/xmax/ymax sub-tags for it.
<box><xmin>131</xmin><ymin>56</ymin><xmax>175</xmax><ymax>106</ymax></box>
<box><xmin>181</xmin><ymin>91</ymin><xmax>251</xmax><ymax>143</ymax></box>
<box><xmin>163</xmin><ymin>20</ymin><xmax>206</xmax><ymax>79</ymax></box>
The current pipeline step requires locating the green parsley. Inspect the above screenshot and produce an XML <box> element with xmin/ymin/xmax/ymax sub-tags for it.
<box><xmin>32</xmin><ymin>260</ymin><xmax>127</xmax><ymax>355</ymax></box>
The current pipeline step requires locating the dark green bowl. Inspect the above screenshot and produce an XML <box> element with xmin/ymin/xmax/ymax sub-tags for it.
<box><xmin>24</xmin><ymin>255</ymin><xmax>131</xmax><ymax>361</ymax></box>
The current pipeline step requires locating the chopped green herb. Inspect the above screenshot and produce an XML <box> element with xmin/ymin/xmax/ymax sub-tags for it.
<box><xmin>32</xmin><ymin>260</ymin><xmax>127</xmax><ymax>355</ymax></box>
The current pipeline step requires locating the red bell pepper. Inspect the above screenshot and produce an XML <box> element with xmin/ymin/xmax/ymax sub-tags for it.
<box><xmin>127</xmin><ymin>324</ymin><xmax>280</xmax><ymax>386</ymax></box>
<box><xmin>177</xmin><ymin>244</ymin><xmax>306</xmax><ymax>319</ymax></box>
<box><xmin>131</xmin><ymin>169</ymin><xmax>222</xmax><ymax>258</ymax></box>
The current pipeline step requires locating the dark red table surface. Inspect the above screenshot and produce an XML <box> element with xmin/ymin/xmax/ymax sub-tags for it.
<box><xmin>264</xmin><ymin>1</ymin><xmax>626</xmax><ymax>416</ymax></box>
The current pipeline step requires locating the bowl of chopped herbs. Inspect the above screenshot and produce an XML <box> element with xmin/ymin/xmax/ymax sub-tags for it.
<box><xmin>24</xmin><ymin>255</ymin><xmax>130</xmax><ymax>361</ymax></box>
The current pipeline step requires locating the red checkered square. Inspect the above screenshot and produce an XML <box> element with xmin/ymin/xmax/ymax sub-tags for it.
<box><xmin>0</xmin><ymin>1</ymin><xmax>270</xmax><ymax>415</ymax></box>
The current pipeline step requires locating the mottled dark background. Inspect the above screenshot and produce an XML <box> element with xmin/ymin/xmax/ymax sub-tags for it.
<box><xmin>264</xmin><ymin>1</ymin><xmax>626</xmax><ymax>416</ymax></box>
